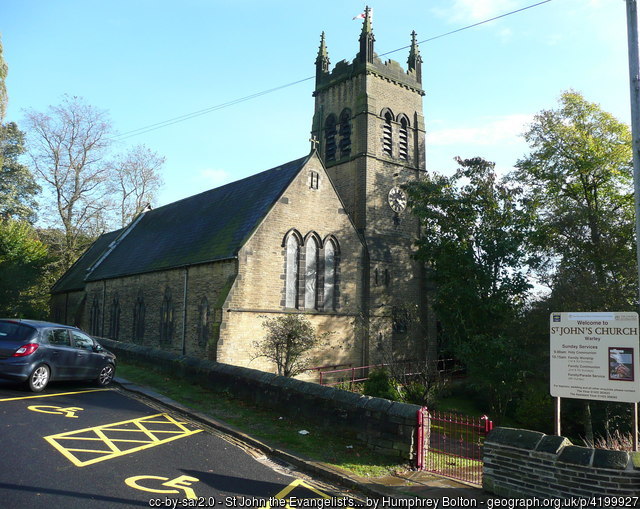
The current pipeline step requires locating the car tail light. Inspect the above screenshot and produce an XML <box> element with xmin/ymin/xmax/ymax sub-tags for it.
<box><xmin>12</xmin><ymin>343</ymin><xmax>39</xmax><ymax>357</ymax></box>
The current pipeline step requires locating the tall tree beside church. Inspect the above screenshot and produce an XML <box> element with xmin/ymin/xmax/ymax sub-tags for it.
<box><xmin>405</xmin><ymin>157</ymin><xmax>537</xmax><ymax>417</ymax></box>
<box><xmin>111</xmin><ymin>144</ymin><xmax>165</xmax><ymax>227</ymax></box>
<box><xmin>24</xmin><ymin>95</ymin><xmax>114</xmax><ymax>269</ymax></box>
<box><xmin>515</xmin><ymin>91</ymin><xmax>635</xmax><ymax>310</ymax></box>
<box><xmin>0</xmin><ymin>218</ymin><xmax>50</xmax><ymax>317</ymax></box>
<box><xmin>0</xmin><ymin>34</ymin><xmax>7</xmax><ymax>122</ymax></box>
<box><xmin>0</xmin><ymin>122</ymin><xmax>40</xmax><ymax>222</ymax></box>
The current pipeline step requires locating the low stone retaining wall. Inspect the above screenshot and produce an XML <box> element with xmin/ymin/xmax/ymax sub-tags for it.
<box><xmin>101</xmin><ymin>338</ymin><xmax>420</xmax><ymax>460</ymax></box>
<box><xmin>484</xmin><ymin>427</ymin><xmax>640</xmax><ymax>498</ymax></box>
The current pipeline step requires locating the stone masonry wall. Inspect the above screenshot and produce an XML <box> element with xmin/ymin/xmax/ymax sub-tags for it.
<box><xmin>218</xmin><ymin>152</ymin><xmax>366</xmax><ymax>373</ymax></box>
<box><xmin>484</xmin><ymin>427</ymin><xmax>640</xmax><ymax>498</ymax></box>
<box><xmin>100</xmin><ymin>337</ymin><xmax>420</xmax><ymax>460</ymax></box>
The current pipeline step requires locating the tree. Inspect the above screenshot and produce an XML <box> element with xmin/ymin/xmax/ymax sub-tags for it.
<box><xmin>516</xmin><ymin>90</ymin><xmax>635</xmax><ymax>310</ymax></box>
<box><xmin>405</xmin><ymin>156</ymin><xmax>537</xmax><ymax>416</ymax></box>
<box><xmin>0</xmin><ymin>218</ymin><xmax>50</xmax><ymax>318</ymax></box>
<box><xmin>254</xmin><ymin>314</ymin><xmax>330</xmax><ymax>377</ymax></box>
<box><xmin>111</xmin><ymin>144</ymin><xmax>164</xmax><ymax>227</ymax></box>
<box><xmin>0</xmin><ymin>34</ymin><xmax>7</xmax><ymax>122</ymax></box>
<box><xmin>0</xmin><ymin>122</ymin><xmax>39</xmax><ymax>222</ymax></box>
<box><xmin>24</xmin><ymin>95</ymin><xmax>114</xmax><ymax>269</ymax></box>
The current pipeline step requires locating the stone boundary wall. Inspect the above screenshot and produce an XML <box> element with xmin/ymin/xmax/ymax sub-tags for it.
<box><xmin>484</xmin><ymin>427</ymin><xmax>640</xmax><ymax>498</ymax></box>
<box><xmin>100</xmin><ymin>338</ymin><xmax>420</xmax><ymax>460</ymax></box>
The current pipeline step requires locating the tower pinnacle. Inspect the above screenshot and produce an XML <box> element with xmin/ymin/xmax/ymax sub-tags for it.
<box><xmin>358</xmin><ymin>6</ymin><xmax>375</xmax><ymax>64</ymax></box>
<box><xmin>315</xmin><ymin>32</ymin><xmax>330</xmax><ymax>83</ymax></box>
<box><xmin>407</xmin><ymin>30</ymin><xmax>423</xmax><ymax>84</ymax></box>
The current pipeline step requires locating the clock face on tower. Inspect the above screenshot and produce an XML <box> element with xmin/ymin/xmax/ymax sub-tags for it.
<box><xmin>387</xmin><ymin>186</ymin><xmax>407</xmax><ymax>213</ymax></box>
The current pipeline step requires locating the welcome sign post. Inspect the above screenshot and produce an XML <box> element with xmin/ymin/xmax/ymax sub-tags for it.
<box><xmin>550</xmin><ymin>312</ymin><xmax>640</xmax><ymax>450</ymax></box>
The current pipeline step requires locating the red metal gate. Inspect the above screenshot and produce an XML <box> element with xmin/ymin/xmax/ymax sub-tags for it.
<box><xmin>416</xmin><ymin>408</ymin><xmax>493</xmax><ymax>486</ymax></box>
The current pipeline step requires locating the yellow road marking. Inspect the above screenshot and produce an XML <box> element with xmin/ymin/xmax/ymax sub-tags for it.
<box><xmin>264</xmin><ymin>479</ymin><xmax>331</xmax><ymax>508</ymax></box>
<box><xmin>44</xmin><ymin>413</ymin><xmax>202</xmax><ymax>467</ymax></box>
<box><xmin>0</xmin><ymin>388</ymin><xmax>111</xmax><ymax>402</ymax></box>
<box><xmin>126</xmin><ymin>475</ymin><xmax>200</xmax><ymax>499</ymax></box>
<box><xmin>28</xmin><ymin>405</ymin><xmax>84</xmax><ymax>418</ymax></box>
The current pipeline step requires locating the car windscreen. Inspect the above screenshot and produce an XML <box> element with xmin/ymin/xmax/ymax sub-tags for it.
<box><xmin>0</xmin><ymin>321</ymin><xmax>36</xmax><ymax>343</ymax></box>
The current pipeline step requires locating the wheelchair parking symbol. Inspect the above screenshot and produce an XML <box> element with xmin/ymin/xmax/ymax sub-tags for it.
<box><xmin>28</xmin><ymin>405</ymin><xmax>84</xmax><ymax>418</ymax></box>
<box><xmin>125</xmin><ymin>475</ymin><xmax>200</xmax><ymax>500</ymax></box>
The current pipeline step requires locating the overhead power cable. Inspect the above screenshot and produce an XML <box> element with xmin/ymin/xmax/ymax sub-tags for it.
<box><xmin>112</xmin><ymin>0</ymin><xmax>553</xmax><ymax>141</ymax></box>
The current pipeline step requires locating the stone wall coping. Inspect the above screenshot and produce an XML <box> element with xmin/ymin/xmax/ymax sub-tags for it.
<box><xmin>485</xmin><ymin>427</ymin><xmax>544</xmax><ymax>450</ymax></box>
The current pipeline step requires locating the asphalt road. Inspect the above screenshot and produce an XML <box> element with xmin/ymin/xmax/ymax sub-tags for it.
<box><xmin>0</xmin><ymin>379</ymin><xmax>358</xmax><ymax>509</ymax></box>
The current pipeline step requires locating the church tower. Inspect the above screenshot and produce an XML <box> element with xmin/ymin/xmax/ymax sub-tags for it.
<box><xmin>311</xmin><ymin>8</ymin><xmax>433</xmax><ymax>364</ymax></box>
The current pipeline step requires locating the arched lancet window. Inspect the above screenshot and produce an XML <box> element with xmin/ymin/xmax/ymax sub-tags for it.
<box><xmin>323</xmin><ymin>240</ymin><xmax>337</xmax><ymax>311</ymax></box>
<box><xmin>89</xmin><ymin>296</ymin><xmax>101</xmax><ymax>336</ymax></box>
<box><xmin>382</xmin><ymin>110</ymin><xmax>393</xmax><ymax>157</ymax></box>
<box><xmin>339</xmin><ymin>109</ymin><xmax>352</xmax><ymax>158</ymax></box>
<box><xmin>398</xmin><ymin>116</ymin><xmax>409</xmax><ymax>160</ymax></box>
<box><xmin>304</xmin><ymin>236</ymin><xmax>319</xmax><ymax>310</ymax></box>
<box><xmin>159</xmin><ymin>288</ymin><xmax>174</xmax><ymax>344</ymax></box>
<box><xmin>197</xmin><ymin>296</ymin><xmax>210</xmax><ymax>347</ymax></box>
<box><xmin>324</xmin><ymin>114</ymin><xmax>337</xmax><ymax>162</ymax></box>
<box><xmin>109</xmin><ymin>295</ymin><xmax>120</xmax><ymax>340</ymax></box>
<box><xmin>285</xmin><ymin>233</ymin><xmax>300</xmax><ymax>308</ymax></box>
<box><xmin>133</xmin><ymin>293</ymin><xmax>145</xmax><ymax>343</ymax></box>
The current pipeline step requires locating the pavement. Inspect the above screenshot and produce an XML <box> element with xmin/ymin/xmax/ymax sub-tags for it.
<box><xmin>115</xmin><ymin>376</ymin><xmax>495</xmax><ymax>503</ymax></box>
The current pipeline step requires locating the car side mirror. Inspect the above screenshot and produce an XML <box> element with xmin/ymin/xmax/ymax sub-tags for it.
<box><xmin>94</xmin><ymin>344</ymin><xmax>104</xmax><ymax>352</ymax></box>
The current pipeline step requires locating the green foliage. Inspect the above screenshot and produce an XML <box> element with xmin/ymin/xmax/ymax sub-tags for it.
<box><xmin>254</xmin><ymin>314</ymin><xmax>331</xmax><ymax>377</ymax></box>
<box><xmin>515</xmin><ymin>90</ymin><xmax>635</xmax><ymax>310</ymax></box>
<box><xmin>0</xmin><ymin>35</ymin><xmax>7</xmax><ymax>122</ymax></box>
<box><xmin>406</xmin><ymin>156</ymin><xmax>535</xmax><ymax>417</ymax></box>
<box><xmin>362</xmin><ymin>369</ymin><xmax>401</xmax><ymax>401</ymax></box>
<box><xmin>0</xmin><ymin>122</ymin><xmax>39</xmax><ymax>222</ymax></box>
<box><xmin>0</xmin><ymin>218</ymin><xmax>50</xmax><ymax>317</ymax></box>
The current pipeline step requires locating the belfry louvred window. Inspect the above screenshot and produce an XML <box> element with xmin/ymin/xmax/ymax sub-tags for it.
<box><xmin>383</xmin><ymin>110</ymin><xmax>393</xmax><ymax>156</ymax></box>
<box><xmin>325</xmin><ymin>115</ymin><xmax>337</xmax><ymax>161</ymax></box>
<box><xmin>399</xmin><ymin>116</ymin><xmax>409</xmax><ymax>160</ymax></box>
<box><xmin>339</xmin><ymin>109</ymin><xmax>352</xmax><ymax>158</ymax></box>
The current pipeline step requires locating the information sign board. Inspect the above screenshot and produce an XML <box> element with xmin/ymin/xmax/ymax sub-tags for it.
<box><xmin>550</xmin><ymin>312</ymin><xmax>640</xmax><ymax>403</ymax></box>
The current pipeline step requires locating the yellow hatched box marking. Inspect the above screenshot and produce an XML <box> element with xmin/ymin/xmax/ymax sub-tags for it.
<box><xmin>44</xmin><ymin>413</ymin><xmax>203</xmax><ymax>467</ymax></box>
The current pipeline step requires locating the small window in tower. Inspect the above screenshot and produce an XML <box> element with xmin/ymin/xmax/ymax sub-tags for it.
<box><xmin>310</xmin><ymin>171</ymin><xmax>319</xmax><ymax>190</ymax></box>
<box><xmin>339</xmin><ymin>109</ymin><xmax>352</xmax><ymax>158</ymax></box>
<box><xmin>399</xmin><ymin>117</ymin><xmax>409</xmax><ymax>160</ymax></box>
<box><xmin>382</xmin><ymin>111</ymin><xmax>393</xmax><ymax>157</ymax></box>
<box><xmin>325</xmin><ymin>115</ymin><xmax>337</xmax><ymax>162</ymax></box>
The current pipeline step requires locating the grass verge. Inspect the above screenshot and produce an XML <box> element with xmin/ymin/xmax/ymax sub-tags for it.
<box><xmin>116</xmin><ymin>361</ymin><xmax>408</xmax><ymax>478</ymax></box>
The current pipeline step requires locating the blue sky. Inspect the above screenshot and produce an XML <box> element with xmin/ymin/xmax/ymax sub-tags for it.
<box><xmin>1</xmin><ymin>0</ymin><xmax>630</xmax><ymax>207</ymax></box>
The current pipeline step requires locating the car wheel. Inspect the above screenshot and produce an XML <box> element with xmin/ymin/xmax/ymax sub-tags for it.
<box><xmin>96</xmin><ymin>363</ymin><xmax>115</xmax><ymax>387</ymax></box>
<box><xmin>28</xmin><ymin>364</ymin><xmax>50</xmax><ymax>392</ymax></box>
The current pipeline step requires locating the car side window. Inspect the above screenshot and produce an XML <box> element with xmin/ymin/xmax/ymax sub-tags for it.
<box><xmin>47</xmin><ymin>329</ymin><xmax>71</xmax><ymax>346</ymax></box>
<box><xmin>71</xmin><ymin>331</ymin><xmax>95</xmax><ymax>350</ymax></box>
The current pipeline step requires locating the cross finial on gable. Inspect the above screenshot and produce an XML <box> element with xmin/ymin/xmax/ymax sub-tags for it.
<box><xmin>309</xmin><ymin>135</ymin><xmax>320</xmax><ymax>152</ymax></box>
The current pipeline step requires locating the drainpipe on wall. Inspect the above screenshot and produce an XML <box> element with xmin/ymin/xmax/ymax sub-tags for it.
<box><xmin>182</xmin><ymin>267</ymin><xmax>189</xmax><ymax>356</ymax></box>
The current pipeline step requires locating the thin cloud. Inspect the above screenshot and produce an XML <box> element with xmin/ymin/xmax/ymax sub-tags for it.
<box><xmin>427</xmin><ymin>114</ymin><xmax>533</xmax><ymax>146</ymax></box>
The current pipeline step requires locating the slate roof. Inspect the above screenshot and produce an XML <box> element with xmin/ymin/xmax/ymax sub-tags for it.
<box><xmin>51</xmin><ymin>229</ymin><xmax>124</xmax><ymax>294</ymax></box>
<box><xmin>82</xmin><ymin>154</ymin><xmax>310</xmax><ymax>282</ymax></box>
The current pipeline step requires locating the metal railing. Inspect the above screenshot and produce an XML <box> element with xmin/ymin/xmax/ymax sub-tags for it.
<box><xmin>312</xmin><ymin>358</ymin><xmax>461</xmax><ymax>387</ymax></box>
<box><xmin>416</xmin><ymin>407</ymin><xmax>493</xmax><ymax>486</ymax></box>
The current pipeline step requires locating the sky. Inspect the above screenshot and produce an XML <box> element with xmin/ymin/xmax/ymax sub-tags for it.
<box><xmin>1</xmin><ymin>0</ymin><xmax>631</xmax><ymax>208</ymax></box>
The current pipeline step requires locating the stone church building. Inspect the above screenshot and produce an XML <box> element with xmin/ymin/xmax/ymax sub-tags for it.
<box><xmin>51</xmin><ymin>9</ymin><xmax>435</xmax><ymax>375</ymax></box>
